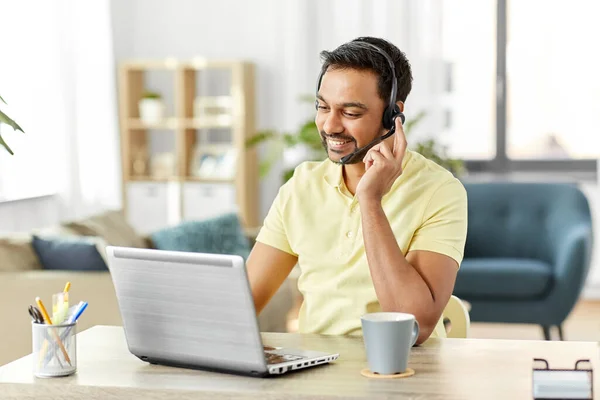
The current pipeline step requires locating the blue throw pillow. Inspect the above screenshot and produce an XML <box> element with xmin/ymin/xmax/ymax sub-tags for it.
<box><xmin>31</xmin><ymin>235</ymin><xmax>108</xmax><ymax>271</ymax></box>
<box><xmin>150</xmin><ymin>213</ymin><xmax>250</xmax><ymax>260</ymax></box>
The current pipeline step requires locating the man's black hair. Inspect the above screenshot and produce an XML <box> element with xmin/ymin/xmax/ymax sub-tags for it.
<box><xmin>319</xmin><ymin>36</ymin><xmax>413</xmax><ymax>103</ymax></box>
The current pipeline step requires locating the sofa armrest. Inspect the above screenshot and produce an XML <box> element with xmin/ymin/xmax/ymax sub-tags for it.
<box><xmin>547</xmin><ymin>222</ymin><xmax>593</xmax><ymax>321</ymax></box>
<box><xmin>552</xmin><ymin>223</ymin><xmax>593</xmax><ymax>280</ymax></box>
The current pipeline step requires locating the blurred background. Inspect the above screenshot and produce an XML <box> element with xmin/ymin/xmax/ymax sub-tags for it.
<box><xmin>0</xmin><ymin>0</ymin><xmax>599</xmax><ymax>362</ymax></box>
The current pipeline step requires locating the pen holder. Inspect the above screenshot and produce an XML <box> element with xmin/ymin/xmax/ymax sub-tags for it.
<box><xmin>32</xmin><ymin>321</ymin><xmax>77</xmax><ymax>378</ymax></box>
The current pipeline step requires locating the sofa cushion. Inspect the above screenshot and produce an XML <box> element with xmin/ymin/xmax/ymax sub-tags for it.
<box><xmin>150</xmin><ymin>213</ymin><xmax>250</xmax><ymax>260</ymax></box>
<box><xmin>0</xmin><ymin>226</ymin><xmax>80</xmax><ymax>272</ymax></box>
<box><xmin>0</xmin><ymin>234</ymin><xmax>41</xmax><ymax>272</ymax></box>
<box><xmin>31</xmin><ymin>235</ymin><xmax>108</xmax><ymax>271</ymax></box>
<box><xmin>454</xmin><ymin>258</ymin><xmax>553</xmax><ymax>300</ymax></box>
<box><xmin>64</xmin><ymin>209</ymin><xmax>147</xmax><ymax>248</ymax></box>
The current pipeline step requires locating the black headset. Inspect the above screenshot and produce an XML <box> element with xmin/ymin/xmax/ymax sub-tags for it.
<box><xmin>315</xmin><ymin>41</ymin><xmax>405</xmax><ymax>165</ymax></box>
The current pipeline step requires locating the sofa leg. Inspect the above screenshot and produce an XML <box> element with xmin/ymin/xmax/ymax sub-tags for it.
<box><xmin>557</xmin><ymin>325</ymin><xmax>564</xmax><ymax>341</ymax></box>
<box><xmin>542</xmin><ymin>325</ymin><xmax>552</xmax><ymax>340</ymax></box>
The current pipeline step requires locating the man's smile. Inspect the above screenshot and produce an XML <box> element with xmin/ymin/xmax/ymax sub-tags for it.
<box><xmin>322</xmin><ymin>134</ymin><xmax>357</xmax><ymax>154</ymax></box>
<box><xmin>326</xmin><ymin>138</ymin><xmax>355</xmax><ymax>153</ymax></box>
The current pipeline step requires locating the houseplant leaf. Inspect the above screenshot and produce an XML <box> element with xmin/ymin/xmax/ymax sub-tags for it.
<box><xmin>0</xmin><ymin>109</ymin><xmax>25</xmax><ymax>133</ymax></box>
<box><xmin>0</xmin><ymin>108</ymin><xmax>25</xmax><ymax>155</ymax></box>
<box><xmin>0</xmin><ymin>132</ymin><xmax>13</xmax><ymax>155</ymax></box>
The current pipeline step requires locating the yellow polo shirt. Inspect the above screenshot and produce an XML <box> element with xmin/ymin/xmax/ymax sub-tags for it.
<box><xmin>256</xmin><ymin>149</ymin><xmax>468</xmax><ymax>338</ymax></box>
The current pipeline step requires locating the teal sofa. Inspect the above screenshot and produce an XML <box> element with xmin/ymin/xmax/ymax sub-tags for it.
<box><xmin>454</xmin><ymin>182</ymin><xmax>594</xmax><ymax>340</ymax></box>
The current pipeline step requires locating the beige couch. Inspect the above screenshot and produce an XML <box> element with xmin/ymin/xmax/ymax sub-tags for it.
<box><xmin>0</xmin><ymin>210</ymin><xmax>293</xmax><ymax>366</ymax></box>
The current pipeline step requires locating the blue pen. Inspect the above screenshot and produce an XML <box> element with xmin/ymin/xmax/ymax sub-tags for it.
<box><xmin>67</xmin><ymin>301</ymin><xmax>88</xmax><ymax>324</ymax></box>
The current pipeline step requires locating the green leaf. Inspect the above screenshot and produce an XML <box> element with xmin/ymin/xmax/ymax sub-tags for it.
<box><xmin>0</xmin><ymin>133</ymin><xmax>14</xmax><ymax>155</ymax></box>
<box><xmin>297</xmin><ymin>121</ymin><xmax>323</xmax><ymax>152</ymax></box>
<box><xmin>256</xmin><ymin>136</ymin><xmax>285</xmax><ymax>178</ymax></box>
<box><xmin>283</xmin><ymin>168</ymin><xmax>295</xmax><ymax>182</ymax></box>
<box><xmin>403</xmin><ymin>110</ymin><xmax>427</xmax><ymax>135</ymax></box>
<box><xmin>0</xmin><ymin>109</ymin><xmax>25</xmax><ymax>132</ymax></box>
<box><xmin>0</xmin><ymin>108</ymin><xmax>24</xmax><ymax>155</ymax></box>
<box><xmin>245</xmin><ymin>130</ymin><xmax>278</xmax><ymax>148</ymax></box>
<box><xmin>0</xmin><ymin>94</ymin><xmax>6</xmax><ymax>105</ymax></box>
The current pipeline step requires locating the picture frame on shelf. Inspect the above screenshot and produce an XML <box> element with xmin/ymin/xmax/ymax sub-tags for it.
<box><xmin>191</xmin><ymin>146</ymin><xmax>237</xmax><ymax>180</ymax></box>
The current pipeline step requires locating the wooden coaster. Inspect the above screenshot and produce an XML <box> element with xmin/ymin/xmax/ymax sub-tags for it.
<box><xmin>360</xmin><ymin>367</ymin><xmax>415</xmax><ymax>379</ymax></box>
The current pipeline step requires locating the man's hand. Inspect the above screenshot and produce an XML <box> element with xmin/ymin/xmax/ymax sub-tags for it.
<box><xmin>356</xmin><ymin>116</ymin><xmax>407</xmax><ymax>203</ymax></box>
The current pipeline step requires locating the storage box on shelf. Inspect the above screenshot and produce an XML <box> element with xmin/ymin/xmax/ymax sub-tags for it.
<box><xmin>118</xmin><ymin>58</ymin><xmax>258</xmax><ymax>234</ymax></box>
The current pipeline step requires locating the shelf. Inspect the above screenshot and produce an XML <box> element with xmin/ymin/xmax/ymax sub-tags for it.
<box><xmin>125</xmin><ymin>176</ymin><xmax>236</xmax><ymax>184</ymax></box>
<box><xmin>184</xmin><ymin>177</ymin><xmax>235</xmax><ymax>184</ymax></box>
<box><xmin>187</xmin><ymin>58</ymin><xmax>245</xmax><ymax>69</ymax></box>
<box><xmin>127</xmin><ymin>176</ymin><xmax>181</xmax><ymax>182</ymax></box>
<box><xmin>121</xmin><ymin>59</ymin><xmax>180</xmax><ymax>70</ymax></box>
<box><xmin>127</xmin><ymin>118</ymin><xmax>178</xmax><ymax>130</ymax></box>
<box><xmin>126</xmin><ymin>117</ymin><xmax>233</xmax><ymax>130</ymax></box>
<box><xmin>182</xmin><ymin>117</ymin><xmax>233</xmax><ymax>129</ymax></box>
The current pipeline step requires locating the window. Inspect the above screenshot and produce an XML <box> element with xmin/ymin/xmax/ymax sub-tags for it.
<box><xmin>0</xmin><ymin>1</ymin><xmax>63</xmax><ymax>201</ymax></box>
<box><xmin>507</xmin><ymin>0</ymin><xmax>600</xmax><ymax>160</ymax></box>
<box><xmin>441</xmin><ymin>0</ymin><xmax>599</xmax><ymax>174</ymax></box>
<box><xmin>441</xmin><ymin>0</ymin><xmax>497</xmax><ymax>161</ymax></box>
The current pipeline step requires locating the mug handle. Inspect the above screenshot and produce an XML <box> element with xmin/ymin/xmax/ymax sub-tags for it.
<box><xmin>410</xmin><ymin>319</ymin><xmax>420</xmax><ymax>347</ymax></box>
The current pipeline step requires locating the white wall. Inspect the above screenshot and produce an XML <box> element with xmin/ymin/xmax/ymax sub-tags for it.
<box><xmin>0</xmin><ymin>196</ymin><xmax>61</xmax><ymax>234</ymax></box>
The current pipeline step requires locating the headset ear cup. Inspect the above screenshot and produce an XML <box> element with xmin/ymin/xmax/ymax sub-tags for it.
<box><xmin>383</xmin><ymin>104</ymin><xmax>403</xmax><ymax>129</ymax></box>
<box><xmin>382</xmin><ymin>108</ymin><xmax>393</xmax><ymax>129</ymax></box>
<box><xmin>391</xmin><ymin>104</ymin><xmax>406</xmax><ymax>125</ymax></box>
<box><xmin>398</xmin><ymin>111</ymin><xmax>405</xmax><ymax>125</ymax></box>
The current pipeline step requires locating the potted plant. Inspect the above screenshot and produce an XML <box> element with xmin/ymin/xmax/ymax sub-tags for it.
<box><xmin>0</xmin><ymin>94</ymin><xmax>24</xmax><ymax>155</ymax></box>
<box><xmin>246</xmin><ymin>98</ymin><xmax>464</xmax><ymax>183</ymax></box>
<box><xmin>138</xmin><ymin>91</ymin><xmax>165</xmax><ymax>124</ymax></box>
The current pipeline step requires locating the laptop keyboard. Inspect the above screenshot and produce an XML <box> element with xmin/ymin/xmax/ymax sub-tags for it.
<box><xmin>264</xmin><ymin>352</ymin><xmax>305</xmax><ymax>365</ymax></box>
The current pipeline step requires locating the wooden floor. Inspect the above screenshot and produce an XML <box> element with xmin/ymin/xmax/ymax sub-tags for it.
<box><xmin>287</xmin><ymin>299</ymin><xmax>600</xmax><ymax>342</ymax></box>
<box><xmin>469</xmin><ymin>300</ymin><xmax>600</xmax><ymax>341</ymax></box>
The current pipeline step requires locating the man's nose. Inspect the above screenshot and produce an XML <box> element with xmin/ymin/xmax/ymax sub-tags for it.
<box><xmin>322</xmin><ymin>111</ymin><xmax>343</xmax><ymax>135</ymax></box>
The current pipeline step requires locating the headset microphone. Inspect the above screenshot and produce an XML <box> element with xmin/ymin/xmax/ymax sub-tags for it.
<box><xmin>316</xmin><ymin>41</ymin><xmax>405</xmax><ymax>165</ymax></box>
<box><xmin>338</xmin><ymin>112</ymin><xmax>405</xmax><ymax>165</ymax></box>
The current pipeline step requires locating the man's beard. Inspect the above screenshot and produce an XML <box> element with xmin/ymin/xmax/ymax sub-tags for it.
<box><xmin>320</xmin><ymin>132</ymin><xmax>362</xmax><ymax>165</ymax></box>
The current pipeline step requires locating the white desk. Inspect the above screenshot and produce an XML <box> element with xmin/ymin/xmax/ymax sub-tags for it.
<box><xmin>0</xmin><ymin>325</ymin><xmax>598</xmax><ymax>399</ymax></box>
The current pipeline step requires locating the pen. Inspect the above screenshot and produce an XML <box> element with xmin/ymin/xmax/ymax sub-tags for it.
<box><xmin>35</xmin><ymin>297</ymin><xmax>72</xmax><ymax>366</ymax></box>
<box><xmin>63</xmin><ymin>282</ymin><xmax>71</xmax><ymax>293</ymax></box>
<box><xmin>67</xmin><ymin>301</ymin><xmax>88</xmax><ymax>324</ymax></box>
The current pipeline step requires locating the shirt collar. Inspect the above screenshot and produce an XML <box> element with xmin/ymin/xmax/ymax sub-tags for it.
<box><xmin>323</xmin><ymin>160</ymin><xmax>343</xmax><ymax>188</ymax></box>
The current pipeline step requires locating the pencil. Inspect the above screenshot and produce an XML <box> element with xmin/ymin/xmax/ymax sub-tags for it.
<box><xmin>63</xmin><ymin>282</ymin><xmax>71</xmax><ymax>304</ymax></box>
<box><xmin>35</xmin><ymin>297</ymin><xmax>72</xmax><ymax>366</ymax></box>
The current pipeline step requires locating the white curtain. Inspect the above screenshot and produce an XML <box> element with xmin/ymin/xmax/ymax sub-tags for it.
<box><xmin>0</xmin><ymin>0</ymin><xmax>121</xmax><ymax>223</ymax></box>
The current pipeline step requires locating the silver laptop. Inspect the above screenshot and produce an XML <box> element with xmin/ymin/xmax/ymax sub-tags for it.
<box><xmin>105</xmin><ymin>246</ymin><xmax>339</xmax><ymax>377</ymax></box>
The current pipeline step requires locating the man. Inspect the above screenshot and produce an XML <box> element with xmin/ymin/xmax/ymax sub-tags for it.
<box><xmin>247</xmin><ymin>36</ymin><xmax>468</xmax><ymax>345</ymax></box>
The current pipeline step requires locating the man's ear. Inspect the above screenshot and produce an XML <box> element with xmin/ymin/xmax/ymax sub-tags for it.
<box><xmin>396</xmin><ymin>101</ymin><xmax>405</xmax><ymax>113</ymax></box>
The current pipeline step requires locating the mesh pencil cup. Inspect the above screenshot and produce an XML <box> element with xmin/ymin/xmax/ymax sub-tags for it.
<box><xmin>32</xmin><ymin>321</ymin><xmax>77</xmax><ymax>377</ymax></box>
